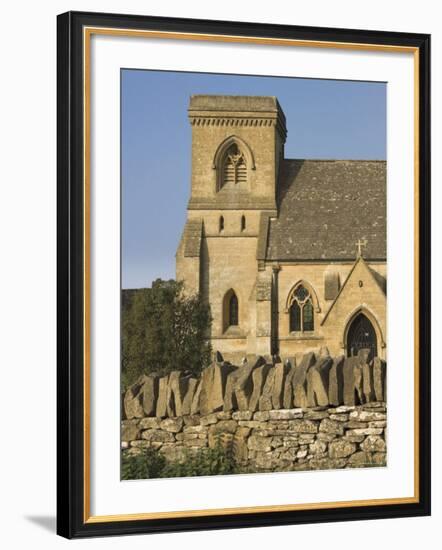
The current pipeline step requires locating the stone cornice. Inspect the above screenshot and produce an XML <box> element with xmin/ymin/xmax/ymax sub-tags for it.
<box><xmin>188</xmin><ymin>197</ymin><xmax>277</xmax><ymax>211</ymax></box>
<box><xmin>189</xmin><ymin>113</ymin><xmax>287</xmax><ymax>140</ymax></box>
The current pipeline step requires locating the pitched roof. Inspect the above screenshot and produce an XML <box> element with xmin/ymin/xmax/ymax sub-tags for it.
<box><xmin>183</xmin><ymin>219</ymin><xmax>203</xmax><ymax>257</ymax></box>
<box><xmin>266</xmin><ymin>159</ymin><xmax>386</xmax><ymax>261</ymax></box>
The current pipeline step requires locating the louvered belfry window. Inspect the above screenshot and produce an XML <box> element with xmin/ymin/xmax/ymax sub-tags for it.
<box><xmin>222</xmin><ymin>143</ymin><xmax>247</xmax><ymax>187</ymax></box>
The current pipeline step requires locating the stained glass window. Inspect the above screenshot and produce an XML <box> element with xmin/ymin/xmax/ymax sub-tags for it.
<box><xmin>289</xmin><ymin>301</ymin><xmax>301</xmax><ymax>331</ymax></box>
<box><xmin>289</xmin><ymin>284</ymin><xmax>314</xmax><ymax>332</ymax></box>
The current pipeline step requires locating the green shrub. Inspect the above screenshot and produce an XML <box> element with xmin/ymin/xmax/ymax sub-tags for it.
<box><xmin>121</xmin><ymin>444</ymin><xmax>237</xmax><ymax>480</ymax></box>
<box><xmin>121</xmin><ymin>447</ymin><xmax>166</xmax><ymax>480</ymax></box>
<box><xmin>162</xmin><ymin>445</ymin><xmax>236</xmax><ymax>478</ymax></box>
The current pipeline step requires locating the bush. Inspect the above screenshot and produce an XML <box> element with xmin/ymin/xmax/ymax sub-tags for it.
<box><xmin>121</xmin><ymin>447</ymin><xmax>166</xmax><ymax>480</ymax></box>
<box><xmin>122</xmin><ymin>279</ymin><xmax>212</xmax><ymax>389</ymax></box>
<box><xmin>162</xmin><ymin>445</ymin><xmax>237</xmax><ymax>478</ymax></box>
<box><xmin>121</xmin><ymin>445</ymin><xmax>237</xmax><ymax>480</ymax></box>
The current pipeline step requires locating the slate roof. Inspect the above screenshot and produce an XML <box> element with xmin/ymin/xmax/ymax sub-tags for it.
<box><xmin>266</xmin><ymin>159</ymin><xmax>386</xmax><ymax>261</ymax></box>
<box><xmin>183</xmin><ymin>218</ymin><xmax>202</xmax><ymax>257</ymax></box>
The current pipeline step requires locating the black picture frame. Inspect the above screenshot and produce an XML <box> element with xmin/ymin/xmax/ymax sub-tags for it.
<box><xmin>57</xmin><ymin>10</ymin><xmax>431</xmax><ymax>539</ymax></box>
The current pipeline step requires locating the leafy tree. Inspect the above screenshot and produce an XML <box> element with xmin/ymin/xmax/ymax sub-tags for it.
<box><xmin>122</xmin><ymin>279</ymin><xmax>211</xmax><ymax>388</ymax></box>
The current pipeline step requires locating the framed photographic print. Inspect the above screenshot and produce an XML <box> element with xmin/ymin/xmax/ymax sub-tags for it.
<box><xmin>57</xmin><ymin>11</ymin><xmax>431</xmax><ymax>538</ymax></box>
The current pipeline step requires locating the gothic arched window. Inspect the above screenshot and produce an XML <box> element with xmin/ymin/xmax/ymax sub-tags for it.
<box><xmin>222</xmin><ymin>143</ymin><xmax>247</xmax><ymax>188</ymax></box>
<box><xmin>229</xmin><ymin>293</ymin><xmax>239</xmax><ymax>326</ymax></box>
<box><xmin>289</xmin><ymin>284</ymin><xmax>314</xmax><ymax>332</ymax></box>
<box><xmin>223</xmin><ymin>289</ymin><xmax>239</xmax><ymax>331</ymax></box>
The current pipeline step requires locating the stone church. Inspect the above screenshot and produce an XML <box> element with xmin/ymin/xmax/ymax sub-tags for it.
<box><xmin>176</xmin><ymin>95</ymin><xmax>386</xmax><ymax>364</ymax></box>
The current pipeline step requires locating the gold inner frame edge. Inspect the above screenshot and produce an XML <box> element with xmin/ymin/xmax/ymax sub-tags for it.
<box><xmin>82</xmin><ymin>26</ymin><xmax>420</xmax><ymax>524</ymax></box>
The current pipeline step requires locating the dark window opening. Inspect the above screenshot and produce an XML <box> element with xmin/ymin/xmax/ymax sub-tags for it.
<box><xmin>229</xmin><ymin>293</ymin><xmax>239</xmax><ymax>326</ymax></box>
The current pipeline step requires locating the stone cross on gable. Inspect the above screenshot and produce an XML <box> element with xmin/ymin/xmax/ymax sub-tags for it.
<box><xmin>356</xmin><ymin>238</ymin><xmax>368</xmax><ymax>257</ymax></box>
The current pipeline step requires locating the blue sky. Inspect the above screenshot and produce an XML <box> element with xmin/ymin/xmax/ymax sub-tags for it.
<box><xmin>122</xmin><ymin>70</ymin><xmax>386</xmax><ymax>289</ymax></box>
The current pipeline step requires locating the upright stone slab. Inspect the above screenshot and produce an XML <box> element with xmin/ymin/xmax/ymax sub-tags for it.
<box><xmin>343</xmin><ymin>357</ymin><xmax>364</xmax><ymax>406</ymax></box>
<box><xmin>198</xmin><ymin>364</ymin><xmax>215</xmax><ymax>416</ymax></box>
<box><xmin>166</xmin><ymin>374</ymin><xmax>176</xmax><ymax>417</ymax></box>
<box><xmin>358</xmin><ymin>348</ymin><xmax>371</xmax><ymax>364</ymax></box>
<box><xmin>141</xmin><ymin>375</ymin><xmax>159</xmax><ymax>416</ymax></box>
<box><xmin>354</xmin><ymin>348</ymin><xmax>371</xmax><ymax>404</ymax></box>
<box><xmin>246</xmin><ymin>354</ymin><xmax>264</xmax><ymax>368</ymax></box>
<box><xmin>293</xmin><ymin>352</ymin><xmax>316</xmax><ymax>408</ymax></box>
<box><xmin>272</xmin><ymin>361</ymin><xmax>289</xmax><ymax>409</ymax></box>
<box><xmin>362</xmin><ymin>362</ymin><xmax>374</xmax><ymax>403</ymax></box>
<box><xmin>354</xmin><ymin>364</ymin><xmax>364</xmax><ymax>405</ymax></box>
<box><xmin>373</xmin><ymin>357</ymin><xmax>387</xmax><ymax>401</ymax></box>
<box><xmin>200</xmin><ymin>362</ymin><xmax>237</xmax><ymax>415</ymax></box>
<box><xmin>224</xmin><ymin>356</ymin><xmax>264</xmax><ymax>411</ymax></box>
<box><xmin>190</xmin><ymin>380</ymin><xmax>202</xmax><ymax>414</ymax></box>
<box><xmin>156</xmin><ymin>375</ymin><xmax>169</xmax><ymax>418</ymax></box>
<box><xmin>167</xmin><ymin>371</ymin><xmax>191</xmax><ymax>417</ymax></box>
<box><xmin>283</xmin><ymin>360</ymin><xmax>296</xmax><ymax>409</ymax></box>
<box><xmin>123</xmin><ymin>380</ymin><xmax>145</xmax><ymax>419</ymax></box>
<box><xmin>258</xmin><ymin>367</ymin><xmax>276</xmax><ymax>411</ymax></box>
<box><xmin>235</xmin><ymin>380</ymin><xmax>253</xmax><ymax>411</ymax></box>
<box><xmin>344</xmin><ymin>349</ymin><xmax>370</xmax><ymax>405</ymax></box>
<box><xmin>223</xmin><ymin>367</ymin><xmax>241</xmax><ymax>411</ymax></box>
<box><xmin>249</xmin><ymin>364</ymin><xmax>271</xmax><ymax>412</ymax></box>
<box><xmin>181</xmin><ymin>377</ymin><xmax>198</xmax><ymax>415</ymax></box>
<box><xmin>212</xmin><ymin>362</ymin><xmax>237</xmax><ymax>413</ymax></box>
<box><xmin>307</xmin><ymin>356</ymin><xmax>333</xmax><ymax>407</ymax></box>
<box><xmin>328</xmin><ymin>355</ymin><xmax>345</xmax><ymax>406</ymax></box>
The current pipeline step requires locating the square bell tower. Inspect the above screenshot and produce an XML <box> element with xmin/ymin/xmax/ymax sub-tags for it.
<box><xmin>187</xmin><ymin>95</ymin><xmax>287</xmax><ymax>212</ymax></box>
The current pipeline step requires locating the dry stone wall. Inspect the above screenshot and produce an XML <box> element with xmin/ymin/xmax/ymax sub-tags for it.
<box><xmin>123</xmin><ymin>350</ymin><xmax>386</xmax><ymax>420</ymax></box>
<box><xmin>122</xmin><ymin>350</ymin><xmax>387</xmax><ymax>472</ymax></box>
<box><xmin>122</xmin><ymin>403</ymin><xmax>387</xmax><ymax>471</ymax></box>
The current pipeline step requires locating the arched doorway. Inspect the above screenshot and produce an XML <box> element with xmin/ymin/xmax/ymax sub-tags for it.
<box><xmin>346</xmin><ymin>312</ymin><xmax>378</xmax><ymax>360</ymax></box>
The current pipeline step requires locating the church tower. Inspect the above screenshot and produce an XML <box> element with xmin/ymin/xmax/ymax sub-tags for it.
<box><xmin>187</xmin><ymin>95</ymin><xmax>286</xmax><ymax>211</ymax></box>
<box><xmin>176</xmin><ymin>95</ymin><xmax>287</xmax><ymax>362</ymax></box>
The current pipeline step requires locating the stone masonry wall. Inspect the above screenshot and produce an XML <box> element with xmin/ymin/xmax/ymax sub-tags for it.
<box><xmin>122</xmin><ymin>350</ymin><xmax>387</xmax><ymax>472</ymax></box>
<box><xmin>122</xmin><ymin>403</ymin><xmax>387</xmax><ymax>471</ymax></box>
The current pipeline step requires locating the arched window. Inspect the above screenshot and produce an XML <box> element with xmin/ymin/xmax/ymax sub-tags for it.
<box><xmin>229</xmin><ymin>293</ymin><xmax>239</xmax><ymax>326</ymax></box>
<box><xmin>219</xmin><ymin>216</ymin><xmax>224</xmax><ymax>232</ymax></box>
<box><xmin>223</xmin><ymin>289</ymin><xmax>239</xmax><ymax>331</ymax></box>
<box><xmin>289</xmin><ymin>284</ymin><xmax>314</xmax><ymax>332</ymax></box>
<box><xmin>222</xmin><ymin>143</ymin><xmax>247</xmax><ymax>188</ymax></box>
<box><xmin>241</xmin><ymin>215</ymin><xmax>246</xmax><ymax>231</ymax></box>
